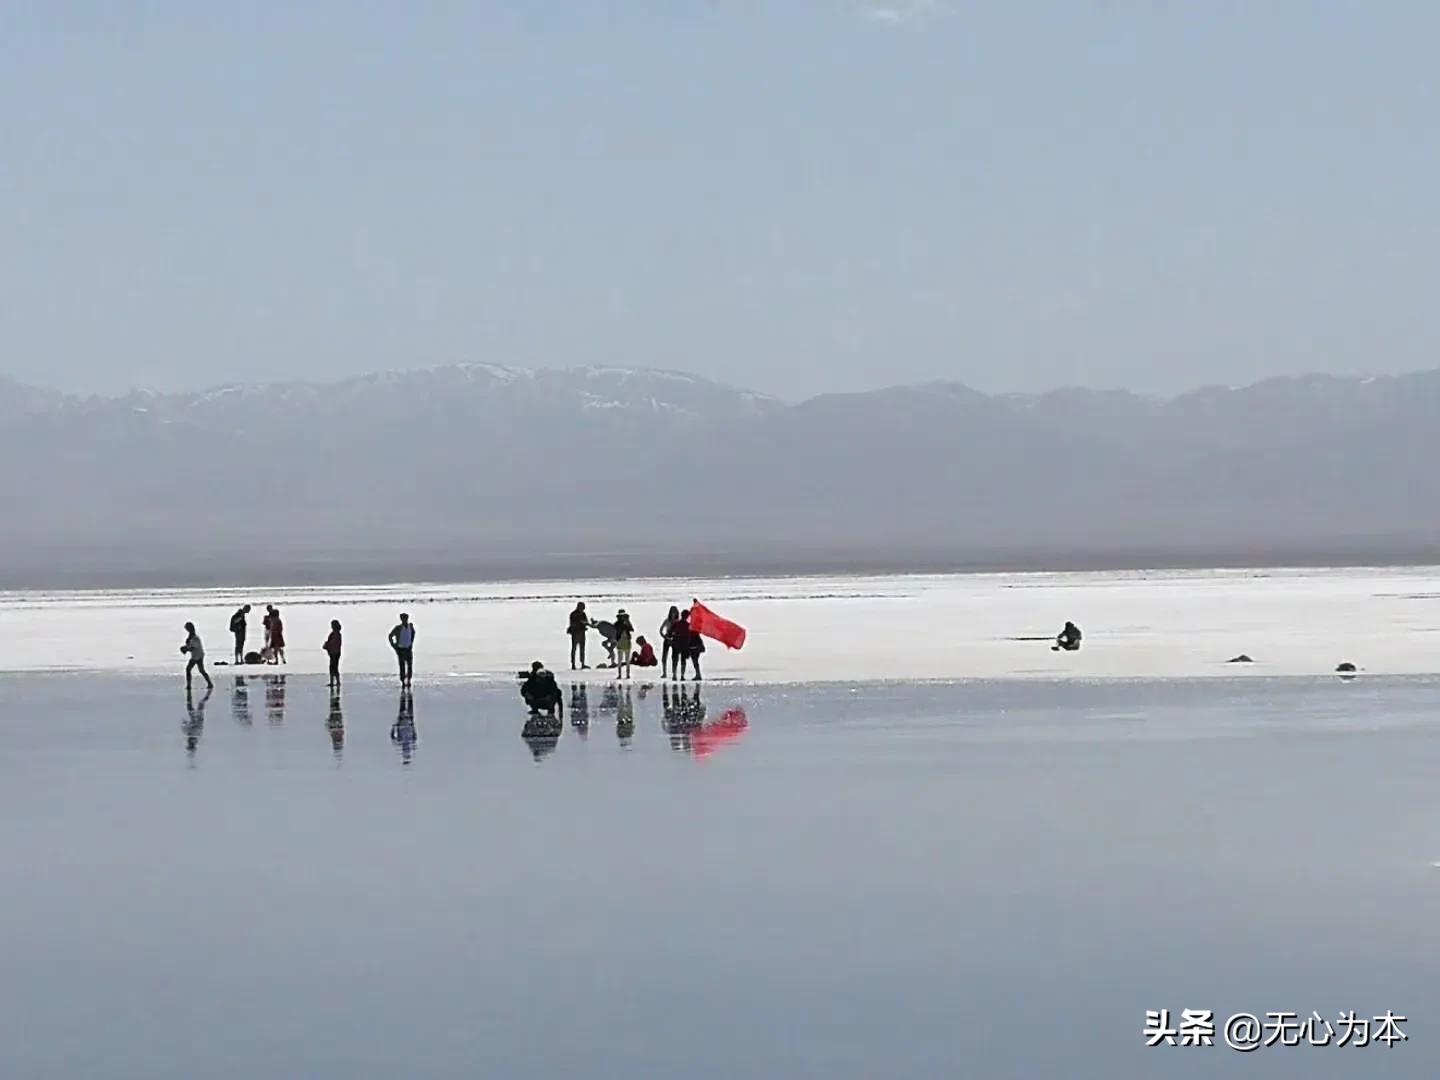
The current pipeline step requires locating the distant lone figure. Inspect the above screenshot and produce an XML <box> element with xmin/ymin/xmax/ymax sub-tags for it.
<box><xmin>1055</xmin><ymin>621</ymin><xmax>1083</xmax><ymax>652</ymax></box>
<box><xmin>181</xmin><ymin>622</ymin><xmax>214</xmax><ymax>690</ymax></box>
<box><xmin>568</xmin><ymin>602</ymin><xmax>590</xmax><ymax>670</ymax></box>
<box><xmin>229</xmin><ymin>604</ymin><xmax>251</xmax><ymax>663</ymax></box>
<box><xmin>389</xmin><ymin>613</ymin><xmax>416</xmax><ymax>687</ymax></box>
<box><xmin>323</xmin><ymin>620</ymin><xmax>343</xmax><ymax>689</ymax></box>
<box><xmin>521</xmin><ymin>661</ymin><xmax>564</xmax><ymax>717</ymax></box>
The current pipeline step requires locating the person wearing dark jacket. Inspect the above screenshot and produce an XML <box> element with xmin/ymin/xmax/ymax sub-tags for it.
<box><xmin>672</xmin><ymin>610</ymin><xmax>707</xmax><ymax>681</ymax></box>
<box><xmin>568</xmin><ymin>602</ymin><xmax>590</xmax><ymax>670</ymax></box>
<box><xmin>1055</xmin><ymin>621</ymin><xmax>1083</xmax><ymax>652</ymax></box>
<box><xmin>521</xmin><ymin>661</ymin><xmax>564</xmax><ymax>717</ymax></box>
<box><xmin>660</xmin><ymin>605</ymin><xmax>680</xmax><ymax>676</ymax></box>
<box><xmin>323</xmin><ymin>620</ymin><xmax>343</xmax><ymax>689</ymax></box>
<box><xmin>229</xmin><ymin>605</ymin><xmax>251</xmax><ymax>664</ymax></box>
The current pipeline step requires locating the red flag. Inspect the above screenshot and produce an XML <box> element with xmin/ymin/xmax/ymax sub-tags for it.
<box><xmin>689</xmin><ymin>600</ymin><xmax>747</xmax><ymax>651</ymax></box>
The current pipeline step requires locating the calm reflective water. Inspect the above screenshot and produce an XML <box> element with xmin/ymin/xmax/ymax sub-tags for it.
<box><xmin>2</xmin><ymin>673</ymin><xmax>1438</xmax><ymax>1078</ymax></box>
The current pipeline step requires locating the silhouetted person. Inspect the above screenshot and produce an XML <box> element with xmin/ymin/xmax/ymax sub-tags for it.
<box><xmin>323</xmin><ymin>620</ymin><xmax>343</xmax><ymax>689</ymax></box>
<box><xmin>660</xmin><ymin>606</ymin><xmax>681</xmax><ymax>677</ymax></box>
<box><xmin>231</xmin><ymin>676</ymin><xmax>252</xmax><ymax>726</ymax></box>
<box><xmin>615</xmin><ymin>609</ymin><xmax>635</xmax><ymax>680</ymax></box>
<box><xmin>568</xmin><ymin>602</ymin><xmax>590</xmax><ymax>670</ymax></box>
<box><xmin>521</xmin><ymin>661</ymin><xmax>564</xmax><ymax>717</ymax></box>
<box><xmin>262</xmin><ymin>606</ymin><xmax>275</xmax><ymax>657</ymax></box>
<box><xmin>389</xmin><ymin>612</ymin><xmax>416</xmax><ymax>687</ymax></box>
<box><xmin>229</xmin><ymin>604</ymin><xmax>251</xmax><ymax>663</ymax></box>
<box><xmin>327</xmin><ymin>688</ymin><xmax>344</xmax><ymax>759</ymax></box>
<box><xmin>181</xmin><ymin>622</ymin><xmax>213</xmax><ymax>690</ymax></box>
<box><xmin>269</xmin><ymin>607</ymin><xmax>287</xmax><ymax>664</ymax></box>
<box><xmin>671</xmin><ymin>610</ymin><xmax>704</xmax><ymax>681</ymax></box>
<box><xmin>1055</xmin><ymin>621</ymin><xmax>1083</xmax><ymax>652</ymax></box>
<box><xmin>184</xmin><ymin>685</ymin><xmax>210</xmax><ymax>759</ymax></box>
<box><xmin>391</xmin><ymin>689</ymin><xmax>416</xmax><ymax>764</ymax></box>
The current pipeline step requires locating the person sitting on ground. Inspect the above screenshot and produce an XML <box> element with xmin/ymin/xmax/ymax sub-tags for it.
<box><xmin>520</xmin><ymin>661</ymin><xmax>564</xmax><ymax>717</ymax></box>
<box><xmin>631</xmin><ymin>636</ymin><xmax>658</xmax><ymax>668</ymax></box>
<box><xmin>1055</xmin><ymin>621</ymin><xmax>1083</xmax><ymax>652</ymax></box>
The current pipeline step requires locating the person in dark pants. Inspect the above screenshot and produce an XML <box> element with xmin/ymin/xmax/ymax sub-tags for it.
<box><xmin>660</xmin><ymin>605</ymin><xmax>680</xmax><ymax>677</ymax></box>
<box><xmin>181</xmin><ymin>622</ymin><xmax>214</xmax><ymax>691</ymax></box>
<box><xmin>520</xmin><ymin>661</ymin><xmax>564</xmax><ymax>717</ymax></box>
<box><xmin>323</xmin><ymin>620</ymin><xmax>343</xmax><ymax>689</ymax></box>
<box><xmin>389</xmin><ymin>612</ymin><xmax>416</xmax><ymax>687</ymax></box>
<box><xmin>229</xmin><ymin>604</ymin><xmax>251</xmax><ymax>664</ymax></box>
<box><xmin>670</xmin><ymin>610</ymin><xmax>692</xmax><ymax>680</ymax></box>
<box><xmin>1055</xmin><ymin>621</ymin><xmax>1083</xmax><ymax>652</ymax></box>
<box><xmin>568</xmin><ymin>602</ymin><xmax>589</xmax><ymax>670</ymax></box>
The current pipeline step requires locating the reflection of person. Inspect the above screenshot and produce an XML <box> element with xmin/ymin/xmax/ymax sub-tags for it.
<box><xmin>389</xmin><ymin>613</ymin><xmax>416</xmax><ymax>687</ymax></box>
<box><xmin>265</xmin><ymin>674</ymin><xmax>287</xmax><ymax>726</ymax></box>
<box><xmin>520</xmin><ymin>662</ymin><xmax>564</xmax><ymax>716</ymax></box>
<box><xmin>391</xmin><ymin>689</ymin><xmax>417</xmax><ymax>764</ymax></box>
<box><xmin>231</xmin><ymin>676</ymin><xmax>252</xmax><ymax>726</ymax></box>
<box><xmin>181</xmin><ymin>622</ymin><xmax>214</xmax><ymax>690</ymax></box>
<box><xmin>616</xmin><ymin>684</ymin><xmax>635</xmax><ymax>744</ymax></box>
<box><xmin>327</xmin><ymin>689</ymin><xmax>344</xmax><ymax>758</ymax></box>
<box><xmin>323</xmin><ymin>620</ymin><xmax>343</xmax><ymax>689</ymax></box>
<box><xmin>184</xmin><ymin>686</ymin><xmax>210</xmax><ymax>758</ymax></box>
<box><xmin>570</xmin><ymin>683</ymin><xmax>590</xmax><ymax>727</ymax></box>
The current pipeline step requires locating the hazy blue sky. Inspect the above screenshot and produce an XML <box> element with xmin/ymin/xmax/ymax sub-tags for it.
<box><xmin>3</xmin><ymin>1</ymin><xmax>1439</xmax><ymax>401</ymax></box>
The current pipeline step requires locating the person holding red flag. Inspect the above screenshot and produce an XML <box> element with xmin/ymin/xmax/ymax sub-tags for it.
<box><xmin>688</xmin><ymin>599</ymin><xmax>747</xmax><ymax>652</ymax></box>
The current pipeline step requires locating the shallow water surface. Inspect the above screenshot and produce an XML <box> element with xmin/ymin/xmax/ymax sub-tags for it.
<box><xmin>1</xmin><ymin>674</ymin><xmax>1437</xmax><ymax>1078</ymax></box>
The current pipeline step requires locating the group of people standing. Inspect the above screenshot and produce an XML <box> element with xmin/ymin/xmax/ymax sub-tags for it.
<box><xmin>566</xmin><ymin>602</ymin><xmax>707</xmax><ymax>680</ymax></box>
<box><xmin>183</xmin><ymin>608</ymin><xmax>419</xmax><ymax>691</ymax></box>
<box><xmin>228</xmin><ymin>604</ymin><xmax>288</xmax><ymax>665</ymax></box>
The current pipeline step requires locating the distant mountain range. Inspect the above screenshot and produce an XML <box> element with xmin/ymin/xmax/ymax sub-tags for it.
<box><xmin>4</xmin><ymin>365</ymin><xmax>1440</xmax><ymax>586</ymax></box>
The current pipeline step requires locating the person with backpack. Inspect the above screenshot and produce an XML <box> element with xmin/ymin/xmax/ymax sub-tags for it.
<box><xmin>229</xmin><ymin>604</ymin><xmax>251</xmax><ymax>664</ymax></box>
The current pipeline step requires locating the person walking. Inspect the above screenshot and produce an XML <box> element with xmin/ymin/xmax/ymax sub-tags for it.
<box><xmin>181</xmin><ymin>622</ymin><xmax>214</xmax><ymax>691</ymax></box>
<box><xmin>229</xmin><ymin>604</ymin><xmax>251</xmax><ymax>664</ymax></box>
<box><xmin>323</xmin><ymin>620</ymin><xmax>343</xmax><ymax>689</ymax></box>
<box><xmin>389</xmin><ymin>612</ymin><xmax>416</xmax><ymax>687</ymax></box>
<box><xmin>568</xmin><ymin>602</ymin><xmax>590</xmax><ymax>670</ymax></box>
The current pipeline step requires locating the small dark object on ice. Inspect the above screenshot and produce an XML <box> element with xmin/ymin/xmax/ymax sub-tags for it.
<box><xmin>1227</xmin><ymin>654</ymin><xmax>1254</xmax><ymax>664</ymax></box>
<box><xmin>1336</xmin><ymin>662</ymin><xmax>1357</xmax><ymax>673</ymax></box>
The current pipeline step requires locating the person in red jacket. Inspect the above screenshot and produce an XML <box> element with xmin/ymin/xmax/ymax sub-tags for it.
<box><xmin>631</xmin><ymin>636</ymin><xmax>658</xmax><ymax>668</ymax></box>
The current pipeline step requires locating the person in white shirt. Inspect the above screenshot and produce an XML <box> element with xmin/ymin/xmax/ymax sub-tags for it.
<box><xmin>388</xmin><ymin>613</ymin><xmax>416</xmax><ymax>687</ymax></box>
<box><xmin>181</xmin><ymin>622</ymin><xmax>214</xmax><ymax>690</ymax></box>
